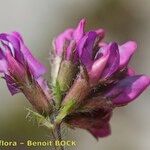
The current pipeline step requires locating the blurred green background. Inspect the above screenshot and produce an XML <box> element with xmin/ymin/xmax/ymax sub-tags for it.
<box><xmin>0</xmin><ymin>0</ymin><xmax>150</xmax><ymax>149</ymax></box>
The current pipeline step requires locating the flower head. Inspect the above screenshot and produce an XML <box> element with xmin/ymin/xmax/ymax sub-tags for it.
<box><xmin>1</xmin><ymin>19</ymin><xmax>149</xmax><ymax>140</ymax></box>
<box><xmin>78</xmin><ymin>30</ymin><xmax>137</xmax><ymax>85</ymax></box>
<box><xmin>51</xmin><ymin>19</ymin><xmax>105</xmax><ymax>100</ymax></box>
<box><xmin>51</xmin><ymin>19</ymin><xmax>87</xmax><ymax>92</ymax></box>
<box><xmin>55</xmin><ymin>19</ymin><xmax>150</xmax><ymax>138</ymax></box>
<box><xmin>0</xmin><ymin>32</ymin><xmax>52</xmax><ymax>114</ymax></box>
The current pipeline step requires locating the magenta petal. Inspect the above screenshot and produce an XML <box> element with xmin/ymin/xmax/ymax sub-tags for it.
<box><xmin>96</xmin><ymin>28</ymin><xmax>105</xmax><ymax>41</ymax></box>
<box><xmin>0</xmin><ymin>33</ymin><xmax>21</xmax><ymax>55</ymax></box>
<box><xmin>66</xmin><ymin>41</ymin><xmax>76</xmax><ymax>61</ymax></box>
<box><xmin>0</xmin><ymin>59</ymin><xmax>8</xmax><ymax>73</ymax></box>
<box><xmin>79</xmin><ymin>31</ymin><xmax>97</xmax><ymax>68</ymax></box>
<box><xmin>89</xmin><ymin>123</ymin><xmax>111</xmax><ymax>138</ymax></box>
<box><xmin>21</xmin><ymin>45</ymin><xmax>47</xmax><ymax>78</ymax></box>
<box><xmin>6</xmin><ymin>51</ymin><xmax>26</xmax><ymax>79</ymax></box>
<box><xmin>73</xmin><ymin>18</ymin><xmax>86</xmax><ymax>42</ymax></box>
<box><xmin>89</xmin><ymin>49</ymin><xmax>109</xmax><ymax>83</ymax></box>
<box><xmin>4</xmin><ymin>74</ymin><xmax>20</xmax><ymax>95</ymax></box>
<box><xmin>0</xmin><ymin>33</ymin><xmax>25</xmax><ymax>66</ymax></box>
<box><xmin>119</xmin><ymin>41</ymin><xmax>137</xmax><ymax>69</ymax></box>
<box><xmin>126</xmin><ymin>67</ymin><xmax>136</xmax><ymax>76</ymax></box>
<box><xmin>77</xmin><ymin>34</ymin><xmax>88</xmax><ymax>57</ymax></box>
<box><xmin>0</xmin><ymin>32</ymin><xmax>47</xmax><ymax>78</ymax></box>
<box><xmin>105</xmin><ymin>75</ymin><xmax>150</xmax><ymax>106</ymax></box>
<box><xmin>54</xmin><ymin>29</ymin><xmax>74</xmax><ymax>56</ymax></box>
<box><xmin>0</xmin><ymin>49</ymin><xmax>8</xmax><ymax>73</ymax></box>
<box><xmin>12</xmin><ymin>32</ymin><xmax>24</xmax><ymax>42</ymax></box>
<box><xmin>101</xmin><ymin>43</ymin><xmax>120</xmax><ymax>79</ymax></box>
<box><xmin>6</xmin><ymin>34</ymin><xmax>20</xmax><ymax>51</ymax></box>
<box><xmin>0</xmin><ymin>48</ymin><xmax>4</xmax><ymax>59</ymax></box>
<box><xmin>0</xmin><ymin>33</ymin><xmax>9</xmax><ymax>43</ymax></box>
<box><xmin>13</xmin><ymin>32</ymin><xmax>47</xmax><ymax>78</ymax></box>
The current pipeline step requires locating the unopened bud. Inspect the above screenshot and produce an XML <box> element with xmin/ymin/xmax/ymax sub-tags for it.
<box><xmin>57</xmin><ymin>60</ymin><xmax>78</xmax><ymax>92</ymax></box>
<box><xmin>55</xmin><ymin>74</ymin><xmax>90</xmax><ymax>124</ymax></box>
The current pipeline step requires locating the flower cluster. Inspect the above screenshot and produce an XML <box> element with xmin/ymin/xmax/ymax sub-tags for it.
<box><xmin>0</xmin><ymin>19</ymin><xmax>150</xmax><ymax>139</ymax></box>
<box><xmin>0</xmin><ymin>32</ymin><xmax>52</xmax><ymax>114</ymax></box>
<box><xmin>53</xmin><ymin>19</ymin><xmax>150</xmax><ymax>138</ymax></box>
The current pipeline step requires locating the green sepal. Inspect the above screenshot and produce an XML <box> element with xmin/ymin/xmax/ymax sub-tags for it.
<box><xmin>55</xmin><ymin>99</ymin><xmax>76</xmax><ymax>124</ymax></box>
<box><xmin>26</xmin><ymin>108</ymin><xmax>54</xmax><ymax>130</ymax></box>
<box><xmin>57</xmin><ymin>60</ymin><xmax>78</xmax><ymax>92</ymax></box>
<box><xmin>52</xmin><ymin>81</ymin><xmax>63</xmax><ymax>108</ymax></box>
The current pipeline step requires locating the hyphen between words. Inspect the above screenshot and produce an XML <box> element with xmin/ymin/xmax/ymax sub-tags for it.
<box><xmin>0</xmin><ymin>140</ymin><xmax>76</xmax><ymax>147</ymax></box>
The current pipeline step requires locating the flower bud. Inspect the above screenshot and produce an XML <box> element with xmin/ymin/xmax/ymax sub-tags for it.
<box><xmin>57</xmin><ymin>60</ymin><xmax>78</xmax><ymax>92</ymax></box>
<box><xmin>51</xmin><ymin>20</ymin><xmax>86</xmax><ymax>106</ymax></box>
<box><xmin>55</xmin><ymin>68</ymin><xmax>90</xmax><ymax>124</ymax></box>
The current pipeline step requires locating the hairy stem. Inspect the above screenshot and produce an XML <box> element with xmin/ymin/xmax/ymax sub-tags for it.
<box><xmin>51</xmin><ymin>130</ymin><xmax>58</xmax><ymax>150</ymax></box>
<box><xmin>51</xmin><ymin>124</ymin><xmax>64</xmax><ymax>150</ymax></box>
<box><xmin>56</xmin><ymin>124</ymin><xmax>64</xmax><ymax>150</ymax></box>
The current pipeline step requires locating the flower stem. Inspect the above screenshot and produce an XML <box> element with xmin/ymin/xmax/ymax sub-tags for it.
<box><xmin>51</xmin><ymin>124</ymin><xmax>64</xmax><ymax>150</ymax></box>
<box><xmin>51</xmin><ymin>130</ymin><xmax>58</xmax><ymax>150</ymax></box>
<box><xmin>56</xmin><ymin>124</ymin><xmax>64</xmax><ymax>150</ymax></box>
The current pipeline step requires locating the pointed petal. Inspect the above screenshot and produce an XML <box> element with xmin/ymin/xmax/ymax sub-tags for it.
<box><xmin>88</xmin><ymin>123</ymin><xmax>111</xmax><ymax>138</ymax></box>
<box><xmin>12</xmin><ymin>32</ymin><xmax>47</xmax><ymax>78</ymax></box>
<box><xmin>105</xmin><ymin>75</ymin><xmax>150</xmax><ymax>106</ymax></box>
<box><xmin>73</xmin><ymin>18</ymin><xmax>86</xmax><ymax>41</ymax></box>
<box><xmin>95</xmin><ymin>28</ymin><xmax>105</xmax><ymax>41</ymax></box>
<box><xmin>0</xmin><ymin>32</ymin><xmax>46</xmax><ymax>78</ymax></box>
<box><xmin>101</xmin><ymin>43</ymin><xmax>120</xmax><ymax>79</ymax></box>
<box><xmin>5</xmin><ymin>50</ymin><xmax>26</xmax><ymax>80</ymax></box>
<box><xmin>54</xmin><ymin>29</ymin><xmax>74</xmax><ymax>56</ymax></box>
<box><xmin>77</xmin><ymin>34</ymin><xmax>88</xmax><ymax>57</ymax></box>
<box><xmin>66</xmin><ymin>40</ymin><xmax>76</xmax><ymax>61</ymax></box>
<box><xmin>0</xmin><ymin>33</ymin><xmax>24</xmax><ymax>64</ymax></box>
<box><xmin>89</xmin><ymin>49</ymin><xmax>109</xmax><ymax>83</ymax></box>
<box><xmin>21</xmin><ymin>44</ymin><xmax>47</xmax><ymax>78</ymax></box>
<box><xmin>79</xmin><ymin>31</ymin><xmax>97</xmax><ymax>68</ymax></box>
<box><xmin>12</xmin><ymin>31</ymin><xmax>24</xmax><ymax>42</ymax></box>
<box><xmin>119</xmin><ymin>41</ymin><xmax>137</xmax><ymax>69</ymax></box>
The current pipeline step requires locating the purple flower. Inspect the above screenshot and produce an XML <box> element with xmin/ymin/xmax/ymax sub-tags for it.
<box><xmin>0</xmin><ymin>32</ymin><xmax>52</xmax><ymax>114</ymax></box>
<box><xmin>104</xmin><ymin>75</ymin><xmax>150</xmax><ymax>106</ymax></box>
<box><xmin>53</xmin><ymin>19</ymin><xmax>85</xmax><ymax>61</ymax></box>
<box><xmin>78</xmin><ymin>31</ymin><xmax>137</xmax><ymax>85</ymax></box>
<box><xmin>51</xmin><ymin>19</ymin><xmax>88</xmax><ymax>90</ymax></box>
<box><xmin>2</xmin><ymin>19</ymin><xmax>149</xmax><ymax>140</ymax></box>
<box><xmin>53</xmin><ymin>19</ymin><xmax>105</xmax><ymax>62</ymax></box>
<box><xmin>52</xmin><ymin>19</ymin><xmax>105</xmax><ymax>97</ymax></box>
<box><xmin>55</xmin><ymin>19</ymin><xmax>150</xmax><ymax>138</ymax></box>
<box><xmin>65</xmin><ymin>109</ymin><xmax>112</xmax><ymax>139</ymax></box>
